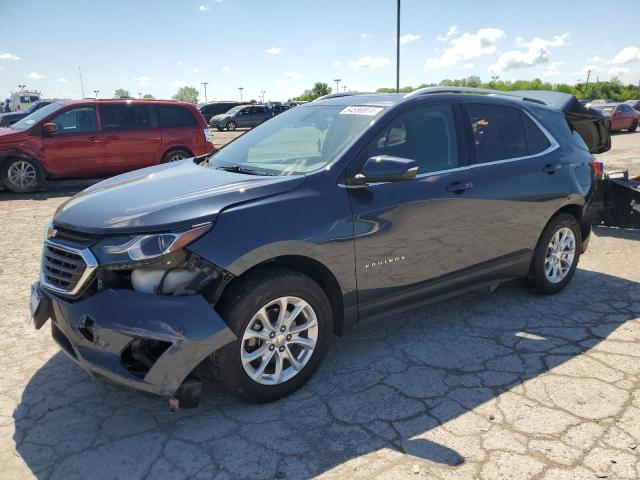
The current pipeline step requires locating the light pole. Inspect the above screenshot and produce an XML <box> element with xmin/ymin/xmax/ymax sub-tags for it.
<box><xmin>18</xmin><ymin>84</ymin><xmax>26</xmax><ymax>91</ymax></box>
<box><xmin>201</xmin><ymin>82</ymin><xmax>209</xmax><ymax>103</ymax></box>
<box><xmin>333</xmin><ymin>78</ymin><xmax>341</xmax><ymax>94</ymax></box>
<box><xmin>261</xmin><ymin>90</ymin><xmax>266</xmax><ymax>103</ymax></box>
<box><xmin>238</xmin><ymin>87</ymin><xmax>244</xmax><ymax>101</ymax></box>
<box><xmin>396</xmin><ymin>0</ymin><xmax>400</xmax><ymax>93</ymax></box>
<box><xmin>343</xmin><ymin>85</ymin><xmax>348</xmax><ymax>92</ymax></box>
<box><xmin>138</xmin><ymin>92</ymin><xmax>142</xmax><ymax>99</ymax></box>
<box><xmin>93</xmin><ymin>90</ymin><xmax>99</xmax><ymax>99</ymax></box>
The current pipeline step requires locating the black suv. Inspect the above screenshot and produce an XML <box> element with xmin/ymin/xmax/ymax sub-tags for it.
<box><xmin>209</xmin><ymin>104</ymin><xmax>273</xmax><ymax>131</ymax></box>
<box><xmin>198</xmin><ymin>101</ymin><xmax>248</xmax><ymax>124</ymax></box>
<box><xmin>30</xmin><ymin>88</ymin><xmax>609</xmax><ymax>407</ymax></box>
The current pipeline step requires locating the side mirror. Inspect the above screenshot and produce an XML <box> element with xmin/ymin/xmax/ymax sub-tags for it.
<box><xmin>351</xmin><ymin>156</ymin><xmax>418</xmax><ymax>185</ymax></box>
<box><xmin>42</xmin><ymin>122</ymin><xmax>57</xmax><ymax>135</ymax></box>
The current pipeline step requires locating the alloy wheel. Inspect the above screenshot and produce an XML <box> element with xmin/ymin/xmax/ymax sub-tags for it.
<box><xmin>240</xmin><ymin>296</ymin><xmax>318</xmax><ymax>385</ymax></box>
<box><xmin>169</xmin><ymin>153</ymin><xmax>186</xmax><ymax>162</ymax></box>
<box><xmin>544</xmin><ymin>227</ymin><xmax>576</xmax><ymax>284</ymax></box>
<box><xmin>7</xmin><ymin>161</ymin><xmax>37</xmax><ymax>189</ymax></box>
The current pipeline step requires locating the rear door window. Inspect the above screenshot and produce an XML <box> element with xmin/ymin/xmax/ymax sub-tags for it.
<box><xmin>465</xmin><ymin>104</ymin><xmax>528</xmax><ymax>163</ymax></box>
<box><xmin>156</xmin><ymin>105</ymin><xmax>198</xmax><ymax>128</ymax></box>
<box><xmin>100</xmin><ymin>104</ymin><xmax>152</xmax><ymax>131</ymax></box>
<box><xmin>522</xmin><ymin>113</ymin><xmax>551</xmax><ymax>155</ymax></box>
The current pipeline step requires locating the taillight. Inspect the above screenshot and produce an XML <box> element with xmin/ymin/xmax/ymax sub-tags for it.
<box><xmin>591</xmin><ymin>160</ymin><xmax>604</xmax><ymax>178</ymax></box>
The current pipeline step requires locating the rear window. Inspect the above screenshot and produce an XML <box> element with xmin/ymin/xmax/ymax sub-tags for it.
<box><xmin>100</xmin><ymin>104</ymin><xmax>152</xmax><ymax>131</ymax></box>
<box><xmin>466</xmin><ymin>104</ymin><xmax>528</xmax><ymax>163</ymax></box>
<box><xmin>156</xmin><ymin>105</ymin><xmax>198</xmax><ymax>128</ymax></box>
<box><xmin>522</xmin><ymin>113</ymin><xmax>551</xmax><ymax>155</ymax></box>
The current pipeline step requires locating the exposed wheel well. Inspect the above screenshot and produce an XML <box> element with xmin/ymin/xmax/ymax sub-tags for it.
<box><xmin>553</xmin><ymin>203</ymin><xmax>590</xmax><ymax>244</ymax></box>
<box><xmin>162</xmin><ymin>147</ymin><xmax>194</xmax><ymax>160</ymax></box>
<box><xmin>225</xmin><ymin>255</ymin><xmax>345</xmax><ymax>336</ymax></box>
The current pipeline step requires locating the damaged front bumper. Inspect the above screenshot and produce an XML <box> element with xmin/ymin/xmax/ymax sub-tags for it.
<box><xmin>31</xmin><ymin>282</ymin><xmax>236</xmax><ymax>406</ymax></box>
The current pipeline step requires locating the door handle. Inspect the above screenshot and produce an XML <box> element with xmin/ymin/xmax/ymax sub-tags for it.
<box><xmin>87</xmin><ymin>136</ymin><xmax>102</xmax><ymax>142</ymax></box>
<box><xmin>446</xmin><ymin>181</ymin><xmax>474</xmax><ymax>193</ymax></box>
<box><xmin>543</xmin><ymin>164</ymin><xmax>562</xmax><ymax>174</ymax></box>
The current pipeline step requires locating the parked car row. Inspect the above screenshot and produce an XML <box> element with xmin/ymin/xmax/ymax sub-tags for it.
<box><xmin>198</xmin><ymin>101</ymin><xmax>292</xmax><ymax>130</ymax></box>
<box><xmin>0</xmin><ymin>99</ymin><xmax>56</xmax><ymax>127</ymax></box>
<box><xmin>0</xmin><ymin>99</ymin><xmax>214</xmax><ymax>193</ymax></box>
<box><xmin>590</xmin><ymin>102</ymin><xmax>639</xmax><ymax>133</ymax></box>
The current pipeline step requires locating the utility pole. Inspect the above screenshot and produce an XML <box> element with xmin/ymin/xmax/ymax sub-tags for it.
<box><xmin>201</xmin><ymin>82</ymin><xmax>209</xmax><ymax>103</ymax></box>
<box><xmin>343</xmin><ymin>85</ymin><xmax>348</xmax><ymax>92</ymax></box>
<box><xmin>238</xmin><ymin>87</ymin><xmax>244</xmax><ymax>101</ymax></box>
<box><xmin>333</xmin><ymin>78</ymin><xmax>341</xmax><ymax>94</ymax></box>
<box><xmin>78</xmin><ymin>67</ymin><xmax>85</xmax><ymax>98</ymax></box>
<box><xmin>138</xmin><ymin>92</ymin><xmax>142</xmax><ymax>99</ymax></box>
<box><xmin>18</xmin><ymin>84</ymin><xmax>26</xmax><ymax>91</ymax></box>
<box><xmin>585</xmin><ymin>69</ymin><xmax>591</xmax><ymax>87</ymax></box>
<box><xmin>396</xmin><ymin>0</ymin><xmax>401</xmax><ymax>93</ymax></box>
<box><xmin>93</xmin><ymin>90</ymin><xmax>99</xmax><ymax>99</ymax></box>
<box><xmin>261</xmin><ymin>90</ymin><xmax>266</xmax><ymax>103</ymax></box>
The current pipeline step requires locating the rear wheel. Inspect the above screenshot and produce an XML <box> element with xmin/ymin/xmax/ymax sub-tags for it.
<box><xmin>226</xmin><ymin>120</ymin><xmax>236</xmax><ymax>131</ymax></box>
<box><xmin>161</xmin><ymin>148</ymin><xmax>191</xmax><ymax>163</ymax></box>
<box><xmin>628</xmin><ymin>120</ymin><xmax>638</xmax><ymax>133</ymax></box>
<box><xmin>524</xmin><ymin>213</ymin><xmax>581</xmax><ymax>295</ymax></box>
<box><xmin>213</xmin><ymin>267</ymin><xmax>332</xmax><ymax>403</ymax></box>
<box><xmin>1</xmin><ymin>157</ymin><xmax>44</xmax><ymax>193</ymax></box>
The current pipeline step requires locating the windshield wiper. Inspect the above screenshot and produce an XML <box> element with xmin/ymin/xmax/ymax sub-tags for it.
<box><xmin>215</xmin><ymin>164</ymin><xmax>277</xmax><ymax>176</ymax></box>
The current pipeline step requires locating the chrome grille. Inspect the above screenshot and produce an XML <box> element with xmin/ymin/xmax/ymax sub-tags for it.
<box><xmin>40</xmin><ymin>241</ymin><xmax>97</xmax><ymax>296</ymax></box>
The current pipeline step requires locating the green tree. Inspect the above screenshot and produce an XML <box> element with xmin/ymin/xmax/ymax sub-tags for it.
<box><xmin>142</xmin><ymin>94</ymin><xmax>154</xmax><ymax>99</ymax></box>
<box><xmin>294</xmin><ymin>82</ymin><xmax>332</xmax><ymax>101</ymax></box>
<box><xmin>114</xmin><ymin>88</ymin><xmax>131</xmax><ymax>98</ymax></box>
<box><xmin>172</xmin><ymin>86</ymin><xmax>199</xmax><ymax>104</ymax></box>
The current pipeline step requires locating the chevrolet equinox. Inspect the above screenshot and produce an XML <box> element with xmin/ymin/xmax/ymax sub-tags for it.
<box><xmin>30</xmin><ymin>88</ymin><xmax>610</xmax><ymax>407</ymax></box>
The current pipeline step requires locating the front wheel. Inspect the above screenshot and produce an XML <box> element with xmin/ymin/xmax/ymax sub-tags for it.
<box><xmin>213</xmin><ymin>268</ymin><xmax>332</xmax><ymax>403</ymax></box>
<box><xmin>226</xmin><ymin>120</ymin><xmax>236</xmax><ymax>131</ymax></box>
<box><xmin>1</xmin><ymin>157</ymin><xmax>44</xmax><ymax>193</ymax></box>
<box><xmin>524</xmin><ymin>213</ymin><xmax>581</xmax><ymax>295</ymax></box>
<box><xmin>161</xmin><ymin>148</ymin><xmax>191</xmax><ymax>163</ymax></box>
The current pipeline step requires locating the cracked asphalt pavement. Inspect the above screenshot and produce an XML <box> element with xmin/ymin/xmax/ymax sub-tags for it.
<box><xmin>0</xmin><ymin>132</ymin><xmax>639</xmax><ymax>479</ymax></box>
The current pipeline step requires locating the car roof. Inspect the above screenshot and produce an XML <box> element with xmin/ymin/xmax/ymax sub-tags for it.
<box><xmin>56</xmin><ymin>98</ymin><xmax>195</xmax><ymax>107</ymax></box>
<box><xmin>309</xmin><ymin>93</ymin><xmax>404</xmax><ymax>107</ymax></box>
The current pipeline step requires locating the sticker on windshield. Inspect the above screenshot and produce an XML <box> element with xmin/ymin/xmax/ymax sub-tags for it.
<box><xmin>339</xmin><ymin>106</ymin><xmax>383</xmax><ymax>116</ymax></box>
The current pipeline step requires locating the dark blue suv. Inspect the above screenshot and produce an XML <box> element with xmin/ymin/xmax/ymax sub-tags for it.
<box><xmin>30</xmin><ymin>88</ymin><xmax>609</xmax><ymax>406</ymax></box>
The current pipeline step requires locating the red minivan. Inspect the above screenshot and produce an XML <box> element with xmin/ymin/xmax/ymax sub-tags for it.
<box><xmin>0</xmin><ymin>99</ymin><xmax>215</xmax><ymax>192</ymax></box>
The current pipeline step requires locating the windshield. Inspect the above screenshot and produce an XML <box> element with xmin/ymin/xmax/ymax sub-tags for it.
<box><xmin>592</xmin><ymin>106</ymin><xmax>615</xmax><ymax>115</ymax></box>
<box><xmin>206</xmin><ymin>104</ymin><xmax>385</xmax><ymax>175</ymax></box>
<box><xmin>10</xmin><ymin>102</ymin><xmax>64</xmax><ymax>130</ymax></box>
<box><xmin>225</xmin><ymin>106</ymin><xmax>243</xmax><ymax>115</ymax></box>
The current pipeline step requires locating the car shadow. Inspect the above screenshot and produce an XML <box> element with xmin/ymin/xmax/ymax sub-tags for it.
<box><xmin>591</xmin><ymin>225</ymin><xmax>640</xmax><ymax>241</ymax></box>
<box><xmin>0</xmin><ymin>179</ymin><xmax>100</xmax><ymax>201</ymax></box>
<box><xmin>12</xmin><ymin>268</ymin><xmax>640</xmax><ymax>479</ymax></box>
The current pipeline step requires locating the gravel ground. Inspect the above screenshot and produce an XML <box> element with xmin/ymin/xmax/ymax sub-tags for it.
<box><xmin>0</xmin><ymin>132</ymin><xmax>639</xmax><ymax>480</ymax></box>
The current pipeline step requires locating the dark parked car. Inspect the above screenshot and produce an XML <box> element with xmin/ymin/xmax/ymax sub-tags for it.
<box><xmin>591</xmin><ymin>102</ymin><xmax>638</xmax><ymax>132</ymax></box>
<box><xmin>625</xmin><ymin>99</ymin><xmax>640</xmax><ymax>113</ymax></box>
<box><xmin>199</xmin><ymin>101</ymin><xmax>249</xmax><ymax>124</ymax></box>
<box><xmin>30</xmin><ymin>88</ymin><xmax>609</xmax><ymax>407</ymax></box>
<box><xmin>210</xmin><ymin>104</ymin><xmax>274</xmax><ymax>131</ymax></box>
<box><xmin>0</xmin><ymin>99</ymin><xmax>55</xmax><ymax>127</ymax></box>
<box><xmin>0</xmin><ymin>99</ymin><xmax>214</xmax><ymax>193</ymax></box>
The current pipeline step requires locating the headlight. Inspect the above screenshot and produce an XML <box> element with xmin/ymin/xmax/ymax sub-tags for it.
<box><xmin>92</xmin><ymin>224</ymin><xmax>212</xmax><ymax>266</ymax></box>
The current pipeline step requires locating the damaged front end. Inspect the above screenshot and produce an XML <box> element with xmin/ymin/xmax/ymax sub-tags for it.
<box><xmin>31</xmin><ymin>223</ymin><xmax>237</xmax><ymax>409</ymax></box>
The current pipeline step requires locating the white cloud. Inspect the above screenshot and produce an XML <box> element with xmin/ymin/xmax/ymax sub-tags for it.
<box><xmin>28</xmin><ymin>72</ymin><xmax>45</xmax><ymax>79</ymax></box>
<box><xmin>611</xmin><ymin>46</ymin><xmax>640</xmax><ymax>64</ymax></box>
<box><xmin>192</xmin><ymin>67</ymin><xmax>200</xmax><ymax>73</ymax></box>
<box><xmin>172</xmin><ymin>80</ymin><xmax>188</xmax><ymax>88</ymax></box>
<box><xmin>543</xmin><ymin>61</ymin><xmax>564</xmax><ymax>77</ymax></box>
<box><xmin>400</xmin><ymin>33</ymin><xmax>421</xmax><ymax>45</ymax></box>
<box><xmin>133</xmin><ymin>76</ymin><xmax>154</xmax><ymax>86</ymax></box>
<box><xmin>349</xmin><ymin>56</ymin><xmax>391</xmax><ymax>69</ymax></box>
<box><xmin>436</xmin><ymin>25</ymin><xmax>459</xmax><ymax>42</ymax></box>
<box><xmin>284</xmin><ymin>72</ymin><xmax>301</xmax><ymax>79</ymax></box>
<box><xmin>572</xmin><ymin>64</ymin><xmax>603</xmax><ymax>76</ymax></box>
<box><xmin>221</xmin><ymin>65</ymin><xmax>232</xmax><ymax>73</ymax></box>
<box><xmin>176</xmin><ymin>60</ymin><xmax>183</xmax><ymax>65</ymax></box>
<box><xmin>587</xmin><ymin>55</ymin><xmax>607</xmax><ymax>64</ymax></box>
<box><xmin>265</xmin><ymin>47</ymin><xmax>281</xmax><ymax>55</ymax></box>
<box><xmin>488</xmin><ymin>33</ymin><xmax>570</xmax><ymax>73</ymax></box>
<box><xmin>332</xmin><ymin>60</ymin><xmax>342</xmax><ymax>67</ymax></box>
<box><xmin>57</xmin><ymin>78</ymin><xmax>68</xmax><ymax>82</ymax></box>
<box><xmin>198</xmin><ymin>5</ymin><xmax>209</xmax><ymax>11</ymax></box>
<box><xmin>360</xmin><ymin>33</ymin><xmax>373</xmax><ymax>39</ymax></box>
<box><xmin>462</xmin><ymin>63</ymin><xmax>474</xmax><ymax>70</ymax></box>
<box><xmin>0</xmin><ymin>52</ymin><xmax>20</xmax><ymax>61</ymax></box>
<box><xmin>608</xmin><ymin>67</ymin><xmax>630</xmax><ymax>76</ymax></box>
<box><xmin>426</xmin><ymin>28</ymin><xmax>505</xmax><ymax>68</ymax></box>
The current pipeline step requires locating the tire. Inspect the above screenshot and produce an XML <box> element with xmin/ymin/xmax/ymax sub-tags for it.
<box><xmin>1</xmin><ymin>157</ymin><xmax>44</xmax><ymax>193</ymax></box>
<box><xmin>213</xmin><ymin>267</ymin><xmax>333</xmax><ymax>403</ymax></box>
<box><xmin>161</xmin><ymin>148</ymin><xmax>191</xmax><ymax>163</ymax></box>
<box><xmin>524</xmin><ymin>213</ymin><xmax>581</xmax><ymax>295</ymax></box>
<box><xmin>628</xmin><ymin>120</ymin><xmax>637</xmax><ymax>133</ymax></box>
<box><xmin>216</xmin><ymin>127</ymin><xmax>223</xmax><ymax>132</ymax></box>
<box><xmin>226</xmin><ymin>120</ymin><xmax>236</xmax><ymax>131</ymax></box>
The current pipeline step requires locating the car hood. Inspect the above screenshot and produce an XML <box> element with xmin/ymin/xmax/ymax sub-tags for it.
<box><xmin>53</xmin><ymin>160</ymin><xmax>306</xmax><ymax>234</ymax></box>
<box><xmin>0</xmin><ymin>127</ymin><xmax>26</xmax><ymax>143</ymax></box>
<box><xmin>211</xmin><ymin>114</ymin><xmax>231</xmax><ymax>122</ymax></box>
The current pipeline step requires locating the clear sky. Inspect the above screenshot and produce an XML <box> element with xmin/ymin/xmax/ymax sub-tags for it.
<box><xmin>1</xmin><ymin>0</ymin><xmax>639</xmax><ymax>102</ymax></box>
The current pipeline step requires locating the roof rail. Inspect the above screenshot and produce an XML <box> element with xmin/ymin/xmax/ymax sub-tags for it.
<box><xmin>404</xmin><ymin>86</ymin><xmax>547</xmax><ymax>105</ymax></box>
<box><xmin>314</xmin><ymin>91</ymin><xmax>373</xmax><ymax>101</ymax></box>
